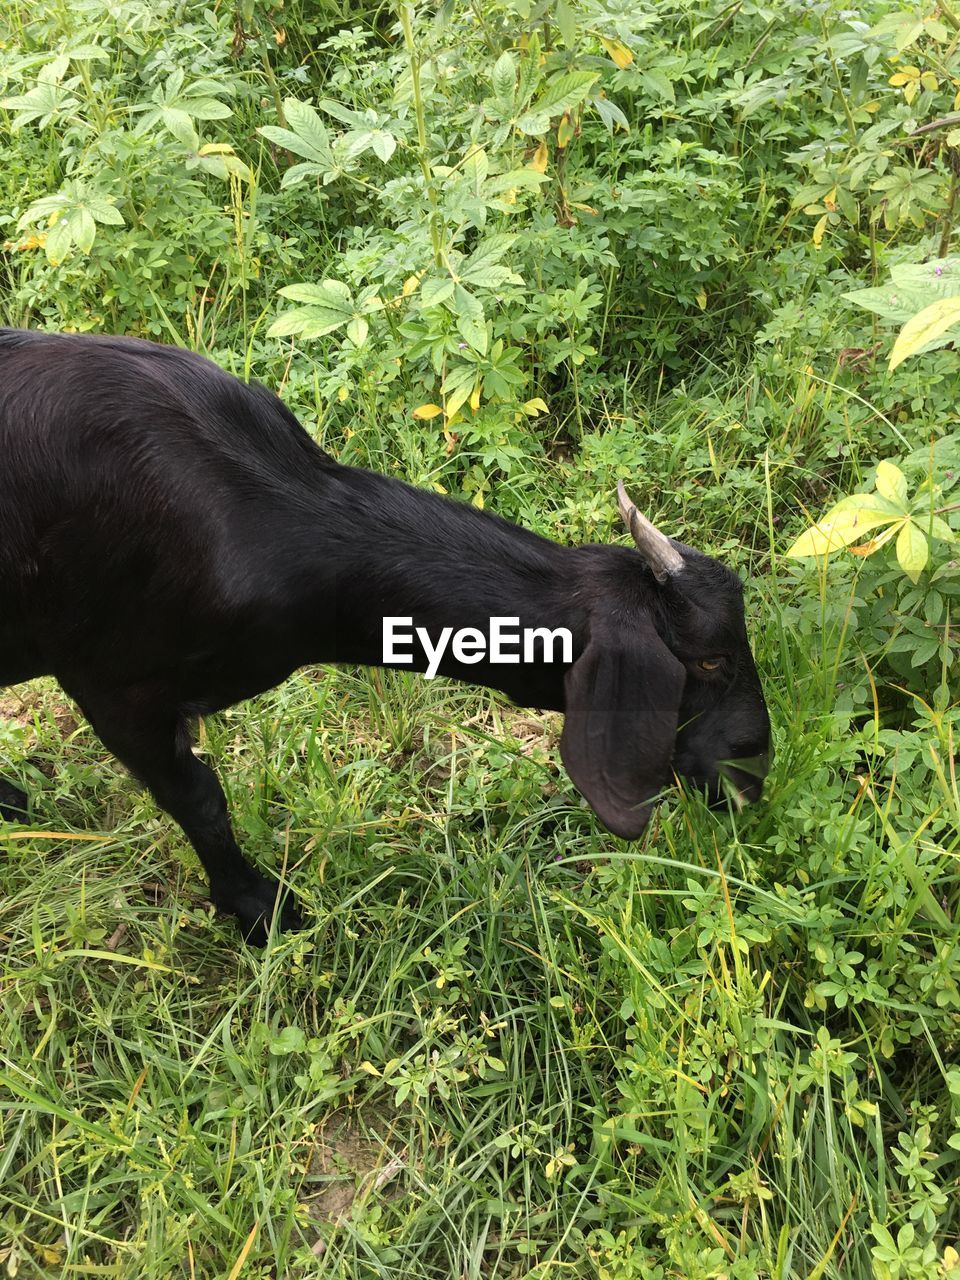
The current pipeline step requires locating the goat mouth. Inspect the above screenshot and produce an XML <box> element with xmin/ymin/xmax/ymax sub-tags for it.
<box><xmin>678</xmin><ymin>756</ymin><xmax>768</xmax><ymax>809</ymax></box>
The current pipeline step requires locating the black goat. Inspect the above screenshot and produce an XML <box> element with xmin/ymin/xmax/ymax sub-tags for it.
<box><xmin>0</xmin><ymin>330</ymin><xmax>771</xmax><ymax>942</ymax></box>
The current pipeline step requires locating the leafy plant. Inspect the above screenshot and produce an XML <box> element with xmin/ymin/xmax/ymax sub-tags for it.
<box><xmin>785</xmin><ymin>459</ymin><xmax>958</xmax><ymax>583</ymax></box>
<box><xmin>844</xmin><ymin>254</ymin><xmax>960</xmax><ymax>368</ymax></box>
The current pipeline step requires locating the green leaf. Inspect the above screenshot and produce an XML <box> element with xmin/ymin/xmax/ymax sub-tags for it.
<box><xmin>270</xmin><ymin>280</ymin><xmax>354</xmax><ymax>338</ymax></box>
<box><xmin>842</xmin><ymin>285</ymin><xmax>916</xmax><ymax>324</ymax></box>
<box><xmin>591</xmin><ymin>93</ymin><xmax>630</xmax><ymax>134</ymax></box>
<box><xmin>278</xmin><ymin>161</ymin><xmax>326</xmax><ymax>189</ymax></box>
<box><xmin>85</xmin><ymin>199</ymin><xmax>125</xmax><ymax>226</ymax></box>
<box><xmin>492</xmin><ymin>51</ymin><xmax>517</xmax><ymax>106</ymax></box>
<box><xmin>895</xmin><ymin>19</ymin><xmax>925</xmax><ymax>51</ymax></box>
<box><xmin>461</xmin><ymin>236</ymin><xmax>523</xmax><ymax>288</ymax></box>
<box><xmin>454</xmin><ymin>285</ymin><xmax>487</xmax><ymax>353</ymax></box>
<box><xmin>70</xmin><ymin>206</ymin><xmax>96</xmax><ymax>253</ymax></box>
<box><xmin>874</xmin><ymin>460</ymin><xmax>908</xmax><ymax>507</ymax></box>
<box><xmin>316</xmin><ymin>97</ymin><xmax>368</xmax><ymax>128</ymax></box>
<box><xmin>342</xmin><ymin>129</ymin><xmax>387</xmax><ymax>161</ymax></box>
<box><xmin>267</xmin><ymin>305</ymin><xmax>346</xmax><ymax>339</ymax></box>
<box><xmin>44</xmin><ymin>217</ymin><xmax>71</xmax><ymax>265</ymax></box>
<box><xmin>463</xmin><ymin>147</ymin><xmax>489</xmax><ymax>189</ymax></box>
<box><xmin>897</xmin><ymin>521</ymin><xmax>929</xmax><ymax>582</ymax></box>
<box><xmin>66</xmin><ymin>43</ymin><xmax>109</xmax><ymax>61</ymax></box>
<box><xmin>461</xmin><ymin>263</ymin><xmax>522</xmax><ymax>288</ymax></box>
<box><xmin>926</xmin><ymin>515</ymin><xmax>959</xmax><ymax>543</ymax></box>
<box><xmin>420</xmin><ymin>277</ymin><xmax>455</xmax><ymax>308</ymax></box>
<box><xmin>262</xmin><ymin>99</ymin><xmax>333</xmax><ymax>164</ymax></box>
<box><xmin>181</xmin><ymin>96</ymin><xmax>231</xmax><ymax>121</ymax></box>
<box><xmin>369</xmin><ymin>130</ymin><xmax>396</xmax><ymax>163</ymax></box>
<box><xmin>484</xmin><ymin>168</ymin><xmax>549</xmax><ymax>195</ymax></box>
<box><xmin>346</xmin><ymin>315</ymin><xmax>368</xmax><ymax>347</ymax></box>
<box><xmin>515</xmin><ymin>71</ymin><xmax>599</xmax><ymax>135</ymax></box>
<box><xmin>270</xmin><ymin>1026</ymin><xmax>306</xmax><ymax>1054</ymax></box>
<box><xmin>517</xmin><ymin>32</ymin><xmax>543</xmax><ymax>109</ymax></box>
<box><xmin>638</xmin><ymin>68</ymin><xmax>675</xmax><ymax>102</ymax></box>
<box><xmin>443</xmin><ymin>375</ymin><xmax>475</xmax><ymax>420</ymax></box>
<box><xmin>889</xmin><ymin>294</ymin><xmax>960</xmax><ymax>370</ymax></box>
<box><xmin>555</xmin><ymin>0</ymin><xmax>577</xmax><ymax>48</ymax></box>
<box><xmin>162</xmin><ymin>107</ymin><xmax>199</xmax><ymax>149</ymax></box>
<box><xmin>279</xmin><ymin>279</ymin><xmax>352</xmax><ymax>313</ymax></box>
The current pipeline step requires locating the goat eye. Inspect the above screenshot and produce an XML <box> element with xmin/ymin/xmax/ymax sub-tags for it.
<box><xmin>698</xmin><ymin>657</ymin><xmax>724</xmax><ymax>672</ymax></box>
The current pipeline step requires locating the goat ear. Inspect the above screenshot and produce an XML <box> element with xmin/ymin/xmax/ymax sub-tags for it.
<box><xmin>559</xmin><ymin>619</ymin><xmax>685</xmax><ymax>840</ymax></box>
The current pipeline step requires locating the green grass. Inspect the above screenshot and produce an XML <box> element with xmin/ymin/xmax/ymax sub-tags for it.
<box><xmin>2</xmin><ymin>505</ymin><xmax>959</xmax><ymax>1277</ymax></box>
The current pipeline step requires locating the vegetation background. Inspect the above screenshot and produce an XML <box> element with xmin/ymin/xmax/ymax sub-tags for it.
<box><xmin>2</xmin><ymin>0</ymin><xmax>960</xmax><ymax>1275</ymax></box>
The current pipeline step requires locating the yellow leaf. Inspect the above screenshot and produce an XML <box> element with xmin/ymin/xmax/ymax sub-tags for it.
<box><xmin>896</xmin><ymin>520</ymin><xmax>928</xmax><ymax>582</ymax></box>
<box><xmin>812</xmin><ymin>213</ymin><xmax>828</xmax><ymax>247</ymax></box>
<box><xmin>358</xmin><ymin>1060</ymin><xmax>381</xmax><ymax>1076</ymax></box>
<box><xmin>696</xmin><ymin>288</ymin><xmax>707</xmax><ymax>311</ymax></box>
<box><xmin>875</xmin><ymin>459</ymin><xmax>908</xmax><ymax>506</ymax></box>
<box><xmin>889</xmin><ymin>294</ymin><xmax>960</xmax><ymax>370</ymax></box>
<box><xmin>920</xmin><ymin>72</ymin><xmax>939</xmax><ymax>91</ymax></box>
<box><xmin>889</xmin><ymin>72</ymin><xmax>914</xmax><ymax>86</ymax></box>
<box><xmin>600</xmin><ymin>37</ymin><xmax>633</xmax><ymax>68</ymax></box>
<box><xmin>849</xmin><ymin>522</ymin><xmax>902</xmax><ymax>556</ymax></box>
<box><xmin>413</xmin><ymin>403</ymin><xmax>443</xmax><ymax>420</ymax></box>
<box><xmin>337</xmin><ymin>385</ymin><xmax>350</xmax><ymax>402</ymax></box>
<box><xmin>469</xmin><ymin>383</ymin><xmax>482</xmax><ymax>412</ymax></box>
<box><xmin>472</xmin><ymin>490</ymin><xmax>484</xmax><ymax>508</ymax></box>
<box><xmin>403</xmin><ymin>272</ymin><xmax>423</xmax><ymax>296</ymax></box>
<box><xmin>522</xmin><ymin>397</ymin><xmax>550</xmax><ymax>415</ymax></box>
<box><xmin>785</xmin><ymin>506</ymin><xmax>900</xmax><ymax>557</ymax></box>
<box><xmin>226</xmin><ymin>1224</ymin><xmax>259</xmax><ymax>1280</ymax></box>
<box><xmin>905</xmin><ymin>80</ymin><xmax>918</xmax><ymax>103</ymax></box>
<box><xmin>529</xmin><ymin>140</ymin><xmax>548</xmax><ymax>173</ymax></box>
<box><xmin>557</xmin><ymin>114</ymin><xmax>575</xmax><ymax>148</ymax></box>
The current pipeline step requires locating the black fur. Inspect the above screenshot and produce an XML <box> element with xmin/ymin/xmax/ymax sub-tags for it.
<box><xmin>0</xmin><ymin>330</ymin><xmax>770</xmax><ymax>942</ymax></box>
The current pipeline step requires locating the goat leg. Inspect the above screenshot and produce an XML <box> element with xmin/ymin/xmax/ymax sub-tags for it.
<box><xmin>0</xmin><ymin>779</ymin><xmax>29</xmax><ymax>822</ymax></box>
<box><xmin>61</xmin><ymin>682</ymin><xmax>303</xmax><ymax>945</ymax></box>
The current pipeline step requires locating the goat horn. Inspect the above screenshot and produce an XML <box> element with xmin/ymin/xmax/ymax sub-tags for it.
<box><xmin>617</xmin><ymin>481</ymin><xmax>684</xmax><ymax>583</ymax></box>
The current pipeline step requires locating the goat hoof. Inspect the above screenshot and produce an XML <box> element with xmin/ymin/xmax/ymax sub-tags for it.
<box><xmin>0</xmin><ymin>781</ymin><xmax>29</xmax><ymax>823</ymax></box>
<box><xmin>210</xmin><ymin>870</ymin><xmax>304</xmax><ymax>946</ymax></box>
